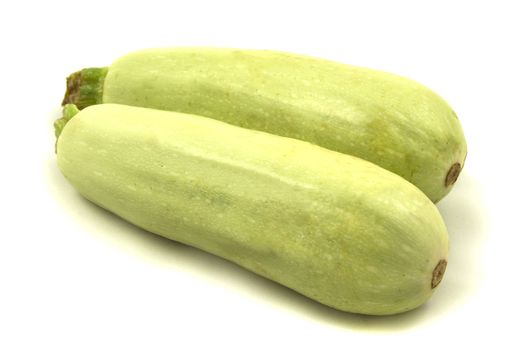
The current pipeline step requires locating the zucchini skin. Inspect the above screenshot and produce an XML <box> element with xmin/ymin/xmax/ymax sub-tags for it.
<box><xmin>91</xmin><ymin>48</ymin><xmax>466</xmax><ymax>202</ymax></box>
<box><xmin>57</xmin><ymin>104</ymin><xmax>449</xmax><ymax>315</ymax></box>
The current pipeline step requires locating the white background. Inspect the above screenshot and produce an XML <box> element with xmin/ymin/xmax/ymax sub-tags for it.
<box><xmin>1</xmin><ymin>0</ymin><xmax>523</xmax><ymax>348</ymax></box>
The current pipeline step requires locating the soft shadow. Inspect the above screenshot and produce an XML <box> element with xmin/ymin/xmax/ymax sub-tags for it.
<box><xmin>46</xmin><ymin>156</ymin><xmax>475</xmax><ymax>332</ymax></box>
<box><xmin>435</xmin><ymin>170</ymin><xmax>488</xmax><ymax>312</ymax></box>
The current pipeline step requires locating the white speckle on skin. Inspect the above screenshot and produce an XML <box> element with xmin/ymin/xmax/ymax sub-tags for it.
<box><xmin>366</xmin><ymin>265</ymin><xmax>379</xmax><ymax>273</ymax></box>
<box><xmin>127</xmin><ymin>184</ymin><xmax>136</xmax><ymax>191</ymax></box>
<box><xmin>377</xmin><ymin>240</ymin><xmax>388</xmax><ymax>248</ymax></box>
<box><xmin>94</xmin><ymin>171</ymin><xmax>103</xmax><ymax>177</ymax></box>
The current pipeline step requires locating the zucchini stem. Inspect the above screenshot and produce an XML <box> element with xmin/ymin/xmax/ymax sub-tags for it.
<box><xmin>54</xmin><ymin>104</ymin><xmax>80</xmax><ymax>141</ymax></box>
<box><xmin>62</xmin><ymin>67</ymin><xmax>108</xmax><ymax>109</ymax></box>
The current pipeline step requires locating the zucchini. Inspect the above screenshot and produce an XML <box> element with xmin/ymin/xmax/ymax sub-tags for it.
<box><xmin>56</xmin><ymin>103</ymin><xmax>449</xmax><ymax>315</ymax></box>
<box><xmin>62</xmin><ymin>48</ymin><xmax>467</xmax><ymax>202</ymax></box>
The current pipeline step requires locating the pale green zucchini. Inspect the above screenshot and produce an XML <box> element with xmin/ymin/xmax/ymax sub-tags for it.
<box><xmin>56</xmin><ymin>103</ymin><xmax>449</xmax><ymax>315</ymax></box>
<box><xmin>62</xmin><ymin>48</ymin><xmax>467</xmax><ymax>202</ymax></box>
